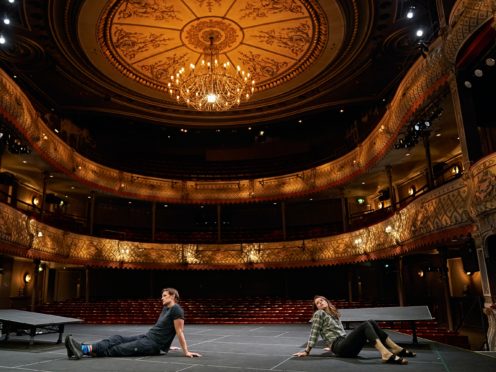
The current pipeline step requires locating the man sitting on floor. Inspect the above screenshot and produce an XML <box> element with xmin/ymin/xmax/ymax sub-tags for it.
<box><xmin>65</xmin><ymin>287</ymin><xmax>201</xmax><ymax>359</ymax></box>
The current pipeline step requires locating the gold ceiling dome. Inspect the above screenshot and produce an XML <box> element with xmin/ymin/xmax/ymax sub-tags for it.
<box><xmin>85</xmin><ymin>0</ymin><xmax>340</xmax><ymax>111</ymax></box>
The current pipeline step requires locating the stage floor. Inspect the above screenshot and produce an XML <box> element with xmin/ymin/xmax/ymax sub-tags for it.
<box><xmin>0</xmin><ymin>324</ymin><xmax>494</xmax><ymax>371</ymax></box>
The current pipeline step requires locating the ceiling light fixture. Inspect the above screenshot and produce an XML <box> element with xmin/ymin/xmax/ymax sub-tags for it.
<box><xmin>168</xmin><ymin>35</ymin><xmax>255</xmax><ymax>112</ymax></box>
<box><xmin>406</xmin><ymin>6</ymin><xmax>415</xmax><ymax>19</ymax></box>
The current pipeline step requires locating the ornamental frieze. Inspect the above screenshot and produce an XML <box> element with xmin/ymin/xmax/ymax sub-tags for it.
<box><xmin>239</xmin><ymin>0</ymin><xmax>305</xmax><ymax>20</ymax></box>
<box><xmin>115</xmin><ymin>0</ymin><xmax>182</xmax><ymax>21</ymax></box>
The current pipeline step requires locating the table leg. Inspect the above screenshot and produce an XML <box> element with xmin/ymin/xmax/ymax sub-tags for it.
<box><xmin>410</xmin><ymin>321</ymin><xmax>418</xmax><ymax>344</ymax></box>
<box><xmin>29</xmin><ymin>327</ymin><xmax>36</xmax><ymax>346</ymax></box>
<box><xmin>57</xmin><ymin>324</ymin><xmax>64</xmax><ymax>344</ymax></box>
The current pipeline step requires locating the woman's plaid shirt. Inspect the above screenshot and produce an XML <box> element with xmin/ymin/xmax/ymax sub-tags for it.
<box><xmin>307</xmin><ymin>309</ymin><xmax>347</xmax><ymax>348</ymax></box>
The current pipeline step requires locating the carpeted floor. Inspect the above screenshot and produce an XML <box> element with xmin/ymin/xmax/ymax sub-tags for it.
<box><xmin>0</xmin><ymin>324</ymin><xmax>494</xmax><ymax>371</ymax></box>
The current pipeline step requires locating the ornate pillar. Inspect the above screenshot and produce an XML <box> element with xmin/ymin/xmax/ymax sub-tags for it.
<box><xmin>40</xmin><ymin>172</ymin><xmax>49</xmax><ymax>221</ymax></box>
<box><xmin>85</xmin><ymin>266</ymin><xmax>90</xmax><ymax>303</ymax></box>
<box><xmin>0</xmin><ymin>139</ymin><xmax>5</xmax><ymax>169</ymax></box>
<box><xmin>484</xmin><ymin>307</ymin><xmax>496</xmax><ymax>351</ymax></box>
<box><xmin>422</xmin><ymin>132</ymin><xmax>435</xmax><ymax>189</ymax></box>
<box><xmin>281</xmin><ymin>201</ymin><xmax>286</xmax><ymax>240</ymax></box>
<box><xmin>396</xmin><ymin>256</ymin><xmax>405</xmax><ymax>306</ymax></box>
<box><xmin>217</xmin><ymin>204</ymin><xmax>221</xmax><ymax>242</ymax></box>
<box><xmin>448</xmin><ymin>73</ymin><xmax>484</xmax><ymax>169</ymax></box>
<box><xmin>435</xmin><ymin>0</ymin><xmax>448</xmax><ymax>35</ymax></box>
<box><xmin>151</xmin><ymin>201</ymin><xmax>156</xmax><ymax>242</ymax></box>
<box><xmin>347</xmin><ymin>266</ymin><xmax>353</xmax><ymax>302</ymax></box>
<box><xmin>30</xmin><ymin>259</ymin><xmax>41</xmax><ymax>311</ymax></box>
<box><xmin>341</xmin><ymin>195</ymin><xmax>349</xmax><ymax>232</ymax></box>
<box><xmin>439</xmin><ymin>247</ymin><xmax>454</xmax><ymax>331</ymax></box>
<box><xmin>386</xmin><ymin>165</ymin><xmax>396</xmax><ymax>209</ymax></box>
<box><xmin>88</xmin><ymin>191</ymin><xmax>96</xmax><ymax>235</ymax></box>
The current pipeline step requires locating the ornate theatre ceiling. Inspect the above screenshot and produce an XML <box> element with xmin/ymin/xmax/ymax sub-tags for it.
<box><xmin>93</xmin><ymin>0</ymin><xmax>337</xmax><ymax>101</ymax></box>
<box><xmin>0</xmin><ymin>0</ymin><xmax>453</xmax><ymax>195</ymax></box>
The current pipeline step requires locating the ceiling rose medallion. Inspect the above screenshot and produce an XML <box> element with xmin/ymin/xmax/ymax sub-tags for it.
<box><xmin>97</xmin><ymin>0</ymin><xmax>330</xmax><ymax>115</ymax></box>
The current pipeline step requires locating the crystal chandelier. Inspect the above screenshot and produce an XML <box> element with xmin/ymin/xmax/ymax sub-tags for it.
<box><xmin>168</xmin><ymin>36</ymin><xmax>255</xmax><ymax>112</ymax></box>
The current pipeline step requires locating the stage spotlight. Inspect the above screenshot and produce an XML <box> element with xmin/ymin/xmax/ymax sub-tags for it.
<box><xmin>416</xmin><ymin>29</ymin><xmax>424</xmax><ymax>37</ymax></box>
<box><xmin>464</xmin><ymin>80</ymin><xmax>472</xmax><ymax>88</ymax></box>
<box><xmin>486</xmin><ymin>58</ymin><xmax>495</xmax><ymax>67</ymax></box>
<box><xmin>406</xmin><ymin>6</ymin><xmax>415</xmax><ymax>19</ymax></box>
<box><xmin>0</xmin><ymin>34</ymin><xmax>6</xmax><ymax>44</ymax></box>
<box><xmin>474</xmin><ymin>69</ymin><xmax>483</xmax><ymax>77</ymax></box>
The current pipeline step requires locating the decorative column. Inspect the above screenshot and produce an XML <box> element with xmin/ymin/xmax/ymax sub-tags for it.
<box><xmin>439</xmin><ymin>247</ymin><xmax>454</xmax><ymax>331</ymax></box>
<box><xmin>422</xmin><ymin>132</ymin><xmax>435</xmax><ymax>189</ymax></box>
<box><xmin>347</xmin><ymin>267</ymin><xmax>353</xmax><ymax>302</ymax></box>
<box><xmin>386</xmin><ymin>165</ymin><xmax>396</xmax><ymax>209</ymax></box>
<box><xmin>217</xmin><ymin>204</ymin><xmax>221</xmax><ymax>242</ymax></box>
<box><xmin>40</xmin><ymin>172</ymin><xmax>49</xmax><ymax>221</ymax></box>
<box><xmin>341</xmin><ymin>195</ymin><xmax>349</xmax><ymax>232</ymax></box>
<box><xmin>151</xmin><ymin>201</ymin><xmax>156</xmax><ymax>242</ymax></box>
<box><xmin>0</xmin><ymin>139</ymin><xmax>5</xmax><ymax>169</ymax></box>
<box><xmin>85</xmin><ymin>266</ymin><xmax>90</xmax><ymax>303</ymax></box>
<box><xmin>88</xmin><ymin>191</ymin><xmax>96</xmax><ymax>235</ymax></box>
<box><xmin>448</xmin><ymin>73</ymin><xmax>484</xmax><ymax>169</ymax></box>
<box><xmin>484</xmin><ymin>306</ymin><xmax>496</xmax><ymax>351</ymax></box>
<box><xmin>434</xmin><ymin>0</ymin><xmax>448</xmax><ymax>35</ymax></box>
<box><xmin>396</xmin><ymin>256</ymin><xmax>405</xmax><ymax>306</ymax></box>
<box><xmin>30</xmin><ymin>259</ymin><xmax>41</xmax><ymax>311</ymax></box>
<box><xmin>281</xmin><ymin>201</ymin><xmax>286</xmax><ymax>240</ymax></box>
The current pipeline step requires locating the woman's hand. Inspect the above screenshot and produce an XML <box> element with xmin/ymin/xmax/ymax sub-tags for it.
<box><xmin>293</xmin><ymin>350</ymin><xmax>309</xmax><ymax>357</ymax></box>
<box><xmin>185</xmin><ymin>351</ymin><xmax>202</xmax><ymax>358</ymax></box>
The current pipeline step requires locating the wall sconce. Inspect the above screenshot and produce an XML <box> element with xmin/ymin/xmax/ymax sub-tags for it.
<box><xmin>353</xmin><ymin>237</ymin><xmax>363</xmax><ymax>247</ymax></box>
<box><xmin>356</xmin><ymin>197</ymin><xmax>366</xmax><ymax>205</ymax></box>
<box><xmin>385</xmin><ymin>225</ymin><xmax>393</xmax><ymax>234</ymax></box>
<box><xmin>451</xmin><ymin>165</ymin><xmax>460</xmax><ymax>175</ymax></box>
<box><xmin>23</xmin><ymin>272</ymin><xmax>32</xmax><ymax>284</ymax></box>
<box><xmin>32</xmin><ymin>196</ymin><xmax>40</xmax><ymax>206</ymax></box>
<box><xmin>378</xmin><ymin>201</ymin><xmax>383</xmax><ymax>209</ymax></box>
<box><xmin>417</xmin><ymin>270</ymin><xmax>424</xmax><ymax>278</ymax></box>
<box><xmin>408</xmin><ymin>185</ymin><xmax>416</xmax><ymax>196</ymax></box>
<box><xmin>466</xmin><ymin>271</ymin><xmax>472</xmax><ymax>276</ymax></box>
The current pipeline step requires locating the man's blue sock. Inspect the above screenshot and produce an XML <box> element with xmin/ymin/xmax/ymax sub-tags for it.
<box><xmin>81</xmin><ymin>344</ymin><xmax>92</xmax><ymax>355</ymax></box>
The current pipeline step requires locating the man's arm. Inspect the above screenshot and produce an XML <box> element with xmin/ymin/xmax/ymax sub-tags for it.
<box><xmin>173</xmin><ymin>318</ymin><xmax>202</xmax><ymax>358</ymax></box>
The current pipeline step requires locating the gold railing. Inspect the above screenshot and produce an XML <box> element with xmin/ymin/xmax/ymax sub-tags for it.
<box><xmin>5</xmin><ymin>149</ymin><xmax>495</xmax><ymax>268</ymax></box>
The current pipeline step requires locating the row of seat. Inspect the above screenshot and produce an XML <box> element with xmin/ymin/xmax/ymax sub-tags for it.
<box><xmin>36</xmin><ymin>298</ymin><xmax>469</xmax><ymax>349</ymax></box>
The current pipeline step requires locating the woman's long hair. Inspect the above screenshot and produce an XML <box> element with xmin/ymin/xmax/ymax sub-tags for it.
<box><xmin>313</xmin><ymin>295</ymin><xmax>340</xmax><ymax>318</ymax></box>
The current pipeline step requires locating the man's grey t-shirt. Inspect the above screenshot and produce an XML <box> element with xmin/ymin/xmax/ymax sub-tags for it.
<box><xmin>146</xmin><ymin>303</ymin><xmax>184</xmax><ymax>350</ymax></box>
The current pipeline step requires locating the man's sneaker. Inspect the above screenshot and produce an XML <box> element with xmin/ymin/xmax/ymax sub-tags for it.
<box><xmin>67</xmin><ymin>335</ymin><xmax>83</xmax><ymax>359</ymax></box>
<box><xmin>64</xmin><ymin>335</ymin><xmax>74</xmax><ymax>358</ymax></box>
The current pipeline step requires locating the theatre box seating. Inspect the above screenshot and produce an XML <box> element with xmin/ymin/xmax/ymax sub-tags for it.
<box><xmin>36</xmin><ymin>297</ymin><xmax>469</xmax><ymax>349</ymax></box>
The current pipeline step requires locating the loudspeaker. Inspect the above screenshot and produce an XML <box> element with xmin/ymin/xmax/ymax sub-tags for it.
<box><xmin>461</xmin><ymin>239</ymin><xmax>479</xmax><ymax>273</ymax></box>
<box><xmin>378</xmin><ymin>189</ymin><xmax>390</xmax><ymax>201</ymax></box>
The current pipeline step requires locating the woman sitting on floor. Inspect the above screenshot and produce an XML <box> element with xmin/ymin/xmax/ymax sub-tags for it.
<box><xmin>293</xmin><ymin>295</ymin><xmax>416</xmax><ymax>365</ymax></box>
